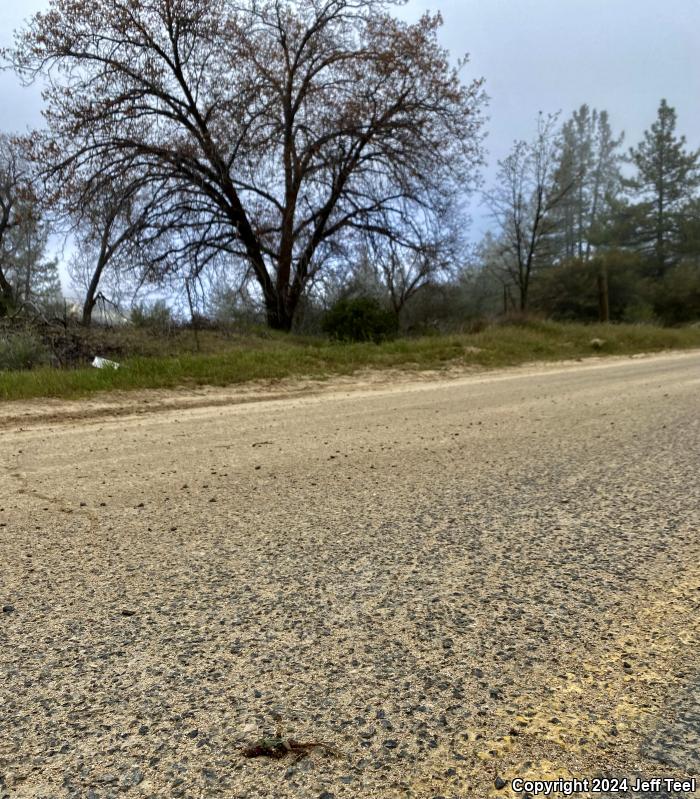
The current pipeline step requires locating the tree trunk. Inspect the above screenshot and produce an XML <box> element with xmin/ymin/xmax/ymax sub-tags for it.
<box><xmin>265</xmin><ymin>297</ymin><xmax>295</xmax><ymax>332</ymax></box>
<box><xmin>261</xmin><ymin>272</ymin><xmax>308</xmax><ymax>332</ymax></box>
<box><xmin>81</xmin><ymin>297</ymin><xmax>96</xmax><ymax>326</ymax></box>
<box><xmin>656</xmin><ymin>228</ymin><xmax>665</xmax><ymax>277</ymax></box>
<box><xmin>0</xmin><ymin>266</ymin><xmax>14</xmax><ymax>316</ymax></box>
<box><xmin>81</xmin><ymin>254</ymin><xmax>107</xmax><ymax>326</ymax></box>
<box><xmin>656</xmin><ymin>181</ymin><xmax>666</xmax><ymax>276</ymax></box>
<box><xmin>597</xmin><ymin>265</ymin><xmax>610</xmax><ymax>323</ymax></box>
<box><xmin>519</xmin><ymin>279</ymin><xmax>529</xmax><ymax>312</ymax></box>
<box><xmin>185</xmin><ymin>278</ymin><xmax>201</xmax><ymax>353</ymax></box>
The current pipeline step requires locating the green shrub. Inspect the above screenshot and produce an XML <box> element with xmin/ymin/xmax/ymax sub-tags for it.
<box><xmin>0</xmin><ymin>330</ymin><xmax>51</xmax><ymax>371</ymax></box>
<box><xmin>530</xmin><ymin>252</ymin><xmax>651</xmax><ymax>322</ymax></box>
<box><xmin>322</xmin><ymin>297</ymin><xmax>398</xmax><ymax>342</ymax></box>
<box><xmin>623</xmin><ymin>300</ymin><xmax>657</xmax><ymax>324</ymax></box>
<box><xmin>652</xmin><ymin>260</ymin><xmax>700</xmax><ymax>324</ymax></box>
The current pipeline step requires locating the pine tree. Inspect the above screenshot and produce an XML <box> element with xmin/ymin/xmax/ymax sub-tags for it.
<box><xmin>626</xmin><ymin>99</ymin><xmax>700</xmax><ymax>275</ymax></box>
<box><xmin>3</xmin><ymin>201</ymin><xmax>63</xmax><ymax>314</ymax></box>
<box><xmin>551</xmin><ymin>106</ymin><xmax>624</xmax><ymax>261</ymax></box>
<box><xmin>0</xmin><ymin>134</ymin><xmax>28</xmax><ymax>315</ymax></box>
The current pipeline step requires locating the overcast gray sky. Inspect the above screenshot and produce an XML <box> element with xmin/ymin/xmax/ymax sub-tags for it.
<box><xmin>405</xmin><ymin>0</ymin><xmax>700</xmax><ymax>174</ymax></box>
<box><xmin>1</xmin><ymin>0</ymin><xmax>699</xmax><ymax>287</ymax></box>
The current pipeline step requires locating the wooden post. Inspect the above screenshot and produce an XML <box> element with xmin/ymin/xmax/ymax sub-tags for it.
<box><xmin>185</xmin><ymin>278</ymin><xmax>201</xmax><ymax>352</ymax></box>
<box><xmin>597</xmin><ymin>263</ymin><xmax>610</xmax><ymax>323</ymax></box>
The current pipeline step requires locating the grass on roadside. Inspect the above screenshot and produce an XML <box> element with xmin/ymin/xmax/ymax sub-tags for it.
<box><xmin>1</xmin><ymin>320</ymin><xmax>699</xmax><ymax>403</ymax></box>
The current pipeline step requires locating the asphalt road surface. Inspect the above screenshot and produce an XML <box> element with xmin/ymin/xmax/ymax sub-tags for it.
<box><xmin>1</xmin><ymin>352</ymin><xmax>699</xmax><ymax>799</ymax></box>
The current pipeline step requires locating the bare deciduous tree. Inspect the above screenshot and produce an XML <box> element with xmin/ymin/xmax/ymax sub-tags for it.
<box><xmin>10</xmin><ymin>0</ymin><xmax>486</xmax><ymax>330</ymax></box>
<box><xmin>65</xmin><ymin>171</ymin><xmax>168</xmax><ymax>325</ymax></box>
<box><xmin>485</xmin><ymin>113</ymin><xmax>573</xmax><ymax>311</ymax></box>
<box><xmin>360</xmin><ymin>198</ymin><xmax>465</xmax><ymax>315</ymax></box>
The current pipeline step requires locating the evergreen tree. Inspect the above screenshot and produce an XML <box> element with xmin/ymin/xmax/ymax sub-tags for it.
<box><xmin>551</xmin><ymin>106</ymin><xmax>624</xmax><ymax>261</ymax></box>
<box><xmin>2</xmin><ymin>201</ymin><xmax>63</xmax><ymax>314</ymax></box>
<box><xmin>0</xmin><ymin>134</ymin><xmax>28</xmax><ymax>315</ymax></box>
<box><xmin>626</xmin><ymin>99</ymin><xmax>700</xmax><ymax>275</ymax></box>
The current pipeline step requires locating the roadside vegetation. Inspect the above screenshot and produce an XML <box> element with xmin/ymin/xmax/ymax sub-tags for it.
<box><xmin>2</xmin><ymin>320</ymin><xmax>699</xmax><ymax>403</ymax></box>
<box><xmin>1</xmin><ymin>3</ymin><xmax>699</xmax><ymax>405</ymax></box>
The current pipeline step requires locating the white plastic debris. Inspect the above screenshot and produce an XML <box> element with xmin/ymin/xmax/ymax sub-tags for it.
<box><xmin>92</xmin><ymin>356</ymin><xmax>120</xmax><ymax>370</ymax></box>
